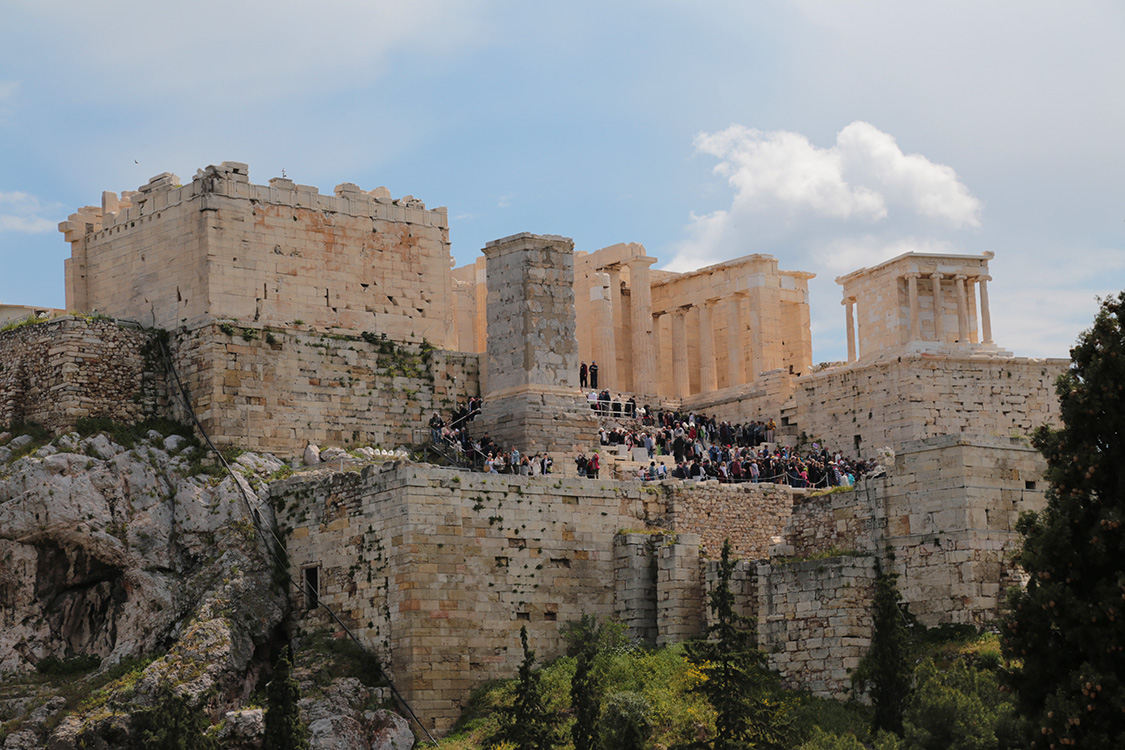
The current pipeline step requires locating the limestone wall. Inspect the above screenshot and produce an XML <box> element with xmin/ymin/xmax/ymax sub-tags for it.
<box><xmin>62</xmin><ymin>162</ymin><xmax>454</xmax><ymax>347</ymax></box>
<box><xmin>757</xmin><ymin>556</ymin><xmax>876</xmax><ymax>697</ymax></box>
<box><xmin>278</xmin><ymin>465</ymin><xmax>666</xmax><ymax>733</ymax></box>
<box><xmin>792</xmin><ymin>354</ymin><xmax>1066</xmax><ymax>454</ymax></box>
<box><xmin>168</xmin><ymin>322</ymin><xmax>480</xmax><ymax>457</ymax></box>
<box><xmin>0</xmin><ymin>317</ymin><xmax>166</xmax><ymax>432</ymax></box>
<box><xmin>775</xmin><ymin>434</ymin><xmax>1047</xmax><ymax>626</ymax></box>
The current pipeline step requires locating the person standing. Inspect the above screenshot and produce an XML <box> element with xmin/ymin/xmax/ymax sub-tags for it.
<box><xmin>589</xmin><ymin>361</ymin><xmax>599</xmax><ymax>388</ymax></box>
<box><xmin>579</xmin><ymin>361</ymin><xmax>588</xmax><ymax>388</ymax></box>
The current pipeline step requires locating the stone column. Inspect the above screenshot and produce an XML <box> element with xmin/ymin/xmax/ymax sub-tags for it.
<box><xmin>844</xmin><ymin>297</ymin><xmax>856</xmax><ymax>363</ymax></box>
<box><xmin>978</xmin><ymin>275</ymin><xmax>993</xmax><ymax>344</ymax></box>
<box><xmin>590</xmin><ymin>272</ymin><xmax>615</xmax><ymax>387</ymax></box>
<box><xmin>726</xmin><ymin>293</ymin><xmax>746</xmax><ymax>387</ymax></box>
<box><xmin>624</xmin><ymin>257</ymin><xmax>658</xmax><ymax>394</ymax></box>
<box><xmin>931</xmin><ymin>273</ymin><xmax>945</xmax><ymax>342</ymax></box>
<box><xmin>604</xmin><ymin>265</ymin><xmax>623</xmax><ymax>388</ymax></box>
<box><xmin>954</xmin><ymin>274</ymin><xmax>969</xmax><ymax>342</ymax></box>
<box><xmin>697</xmin><ymin>299</ymin><xmax>715</xmax><ymax>393</ymax></box>
<box><xmin>474</xmin><ymin>232</ymin><xmax>598</xmax><ymax>454</ymax></box>
<box><xmin>906</xmin><ymin>273</ymin><xmax>921</xmax><ymax>342</ymax></box>
<box><xmin>671</xmin><ymin>306</ymin><xmax>691</xmax><ymax>398</ymax></box>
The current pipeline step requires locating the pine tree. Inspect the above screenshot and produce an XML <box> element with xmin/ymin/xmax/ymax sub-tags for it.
<box><xmin>686</xmin><ymin>539</ymin><xmax>788</xmax><ymax>750</ymax></box>
<box><xmin>263</xmin><ymin>646</ymin><xmax>310</xmax><ymax>750</ymax></box>
<box><xmin>495</xmin><ymin>626</ymin><xmax>559</xmax><ymax>750</ymax></box>
<box><xmin>857</xmin><ymin>560</ymin><xmax>912</xmax><ymax>735</ymax></box>
<box><xmin>563</xmin><ymin>615</ymin><xmax>627</xmax><ymax>750</ymax></box>
<box><xmin>1001</xmin><ymin>291</ymin><xmax>1125</xmax><ymax>749</ymax></box>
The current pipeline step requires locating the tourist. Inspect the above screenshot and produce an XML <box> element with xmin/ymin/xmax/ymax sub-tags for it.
<box><xmin>580</xmin><ymin>361</ymin><xmax>588</xmax><ymax>388</ymax></box>
<box><xmin>589</xmin><ymin>361</ymin><xmax>599</xmax><ymax>388</ymax></box>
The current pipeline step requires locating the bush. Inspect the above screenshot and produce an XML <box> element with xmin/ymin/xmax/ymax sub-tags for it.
<box><xmin>599</xmin><ymin>692</ymin><xmax>653</xmax><ymax>750</ymax></box>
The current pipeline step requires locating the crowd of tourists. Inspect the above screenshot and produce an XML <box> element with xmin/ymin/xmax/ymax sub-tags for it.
<box><xmin>427</xmin><ymin>395</ymin><xmax>874</xmax><ymax>488</ymax></box>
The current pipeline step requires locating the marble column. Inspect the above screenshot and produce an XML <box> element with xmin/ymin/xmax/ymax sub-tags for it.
<box><xmin>604</xmin><ymin>265</ymin><xmax>622</xmax><ymax>388</ymax></box>
<box><xmin>624</xmin><ymin>257</ymin><xmax>657</xmax><ymax>394</ymax></box>
<box><xmin>844</xmin><ymin>297</ymin><xmax>857</xmax><ymax>363</ymax></box>
<box><xmin>698</xmin><ymin>299</ymin><xmax>718</xmax><ymax>393</ymax></box>
<box><xmin>590</xmin><ymin>272</ymin><xmax>615</xmax><ymax>386</ymax></box>
<box><xmin>906</xmin><ymin>273</ymin><xmax>921</xmax><ymax>341</ymax></box>
<box><xmin>671</xmin><ymin>306</ymin><xmax>691</xmax><ymax>398</ymax></box>
<box><xmin>954</xmin><ymin>274</ymin><xmax>969</xmax><ymax>343</ymax></box>
<box><xmin>978</xmin><ymin>275</ymin><xmax>993</xmax><ymax>344</ymax></box>
<box><xmin>931</xmin><ymin>273</ymin><xmax>945</xmax><ymax>342</ymax></box>
<box><xmin>726</xmin><ymin>293</ymin><xmax>746</xmax><ymax>387</ymax></box>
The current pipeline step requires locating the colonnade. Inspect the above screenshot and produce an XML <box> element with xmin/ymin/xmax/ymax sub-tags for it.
<box><xmin>653</xmin><ymin>292</ymin><xmax>754</xmax><ymax>398</ymax></box>
<box><xmin>843</xmin><ymin>272</ymin><xmax>994</xmax><ymax>363</ymax></box>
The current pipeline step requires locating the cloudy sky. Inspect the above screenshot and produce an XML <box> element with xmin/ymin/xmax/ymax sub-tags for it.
<box><xmin>1</xmin><ymin>1</ymin><xmax>1122</xmax><ymax>363</ymax></box>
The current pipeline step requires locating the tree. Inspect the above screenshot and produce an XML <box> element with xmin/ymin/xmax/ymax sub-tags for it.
<box><xmin>1002</xmin><ymin>291</ymin><xmax>1125</xmax><ymax>748</ymax></box>
<box><xmin>685</xmin><ymin>539</ymin><xmax>789</xmax><ymax>750</ymax></box>
<box><xmin>853</xmin><ymin>559</ymin><xmax>913</xmax><ymax>735</ymax></box>
<box><xmin>495</xmin><ymin>626</ymin><xmax>560</xmax><ymax>750</ymax></box>
<box><xmin>562</xmin><ymin>615</ymin><xmax>627</xmax><ymax>750</ymax></box>
<box><xmin>263</xmin><ymin>646</ymin><xmax>310</xmax><ymax>750</ymax></box>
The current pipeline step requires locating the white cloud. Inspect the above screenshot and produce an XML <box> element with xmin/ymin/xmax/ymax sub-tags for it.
<box><xmin>0</xmin><ymin>191</ymin><xmax>58</xmax><ymax>234</ymax></box>
<box><xmin>665</xmin><ymin>121</ymin><xmax>981</xmax><ymax>271</ymax></box>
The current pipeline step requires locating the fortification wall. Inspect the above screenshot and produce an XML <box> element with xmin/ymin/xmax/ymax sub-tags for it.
<box><xmin>792</xmin><ymin>354</ymin><xmax>1066</xmax><ymax>454</ymax></box>
<box><xmin>660</xmin><ymin>481</ymin><xmax>795</xmax><ymax>560</ymax></box>
<box><xmin>775</xmin><ymin>434</ymin><xmax>1047</xmax><ymax>627</ymax></box>
<box><xmin>62</xmin><ymin>163</ymin><xmax>454</xmax><ymax>346</ymax></box>
<box><xmin>757</xmin><ymin>556</ymin><xmax>876</xmax><ymax>698</ymax></box>
<box><xmin>278</xmin><ymin>465</ymin><xmax>798</xmax><ymax>733</ymax></box>
<box><xmin>278</xmin><ymin>465</ymin><xmax>663</xmax><ymax>733</ymax></box>
<box><xmin>0</xmin><ymin>317</ymin><xmax>167</xmax><ymax>432</ymax></box>
<box><xmin>168</xmin><ymin>322</ymin><xmax>480</xmax><ymax>457</ymax></box>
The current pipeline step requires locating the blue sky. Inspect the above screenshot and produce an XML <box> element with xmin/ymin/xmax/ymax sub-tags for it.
<box><xmin>2</xmin><ymin>1</ymin><xmax>1122</xmax><ymax>363</ymax></box>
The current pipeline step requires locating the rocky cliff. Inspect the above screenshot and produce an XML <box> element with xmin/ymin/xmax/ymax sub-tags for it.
<box><xmin>0</xmin><ymin>427</ymin><xmax>413</xmax><ymax>749</ymax></box>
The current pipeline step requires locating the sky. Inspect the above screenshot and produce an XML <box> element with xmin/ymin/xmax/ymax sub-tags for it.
<box><xmin>1</xmin><ymin>0</ymin><xmax>1122</xmax><ymax>364</ymax></box>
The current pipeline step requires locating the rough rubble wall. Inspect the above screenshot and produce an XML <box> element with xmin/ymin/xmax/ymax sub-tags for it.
<box><xmin>168</xmin><ymin>322</ymin><xmax>480</xmax><ymax>457</ymax></box>
<box><xmin>63</xmin><ymin>163</ymin><xmax>454</xmax><ymax>346</ymax></box>
<box><xmin>660</xmin><ymin>481</ymin><xmax>795</xmax><ymax>560</ymax></box>
<box><xmin>792</xmin><ymin>355</ymin><xmax>1066</xmax><ymax>453</ymax></box>
<box><xmin>0</xmin><ymin>317</ymin><xmax>167</xmax><ymax>433</ymax></box>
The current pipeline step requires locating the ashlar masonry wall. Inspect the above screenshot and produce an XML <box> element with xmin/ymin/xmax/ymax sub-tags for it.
<box><xmin>0</xmin><ymin>317</ymin><xmax>167</xmax><ymax>433</ymax></box>
<box><xmin>792</xmin><ymin>354</ymin><xmax>1066</xmax><ymax>454</ymax></box>
<box><xmin>62</xmin><ymin>162</ymin><xmax>454</xmax><ymax>347</ymax></box>
<box><xmin>278</xmin><ymin>465</ymin><xmax>663</xmax><ymax>733</ymax></box>
<box><xmin>169</xmin><ymin>322</ymin><xmax>480</xmax><ymax>457</ymax></box>
<box><xmin>279</xmin><ymin>465</ymin><xmax>797</xmax><ymax>733</ymax></box>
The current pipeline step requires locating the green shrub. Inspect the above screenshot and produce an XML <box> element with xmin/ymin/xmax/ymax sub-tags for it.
<box><xmin>599</xmin><ymin>692</ymin><xmax>652</xmax><ymax>750</ymax></box>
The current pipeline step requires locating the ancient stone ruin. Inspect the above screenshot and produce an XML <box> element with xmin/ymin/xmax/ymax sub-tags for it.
<box><xmin>0</xmin><ymin>162</ymin><xmax>1070</xmax><ymax>735</ymax></box>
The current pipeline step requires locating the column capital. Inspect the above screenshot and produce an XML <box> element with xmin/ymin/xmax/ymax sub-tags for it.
<box><xmin>841</xmin><ymin>296</ymin><xmax>856</xmax><ymax>306</ymax></box>
<box><xmin>930</xmin><ymin>271</ymin><xmax>944</xmax><ymax>279</ymax></box>
<box><xmin>954</xmin><ymin>273</ymin><xmax>968</xmax><ymax>281</ymax></box>
<box><xmin>621</xmin><ymin>255</ymin><xmax>658</xmax><ymax>269</ymax></box>
<box><xmin>903</xmin><ymin>271</ymin><xmax>922</xmax><ymax>280</ymax></box>
<box><xmin>977</xmin><ymin>274</ymin><xmax>992</xmax><ymax>283</ymax></box>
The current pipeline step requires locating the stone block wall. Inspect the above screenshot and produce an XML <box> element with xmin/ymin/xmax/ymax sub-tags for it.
<box><xmin>775</xmin><ymin>434</ymin><xmax>1047</xmax><ymax>627</ymax></box>
<box><xmin>757</xmin><ymin>556</ymin><xmax>876</xmax><ymax>697</ymax></box>
<box><xmin>0</xmin><ymin>316</ymin><xmax>167</xmax><ymax>432</ymax></box>
<box><xmin>167</xmin><ymin>322</ymin><xmax>479</xmax><ymax>457</ymax></box>
<box><xmin>278</xmin><ymin>464</ymin><xmax>664</xmax><ymax>734</ymax></box>
<box><xmin>613</xmin><ymin>533</ymin><xmax>659</xmax><ymax>645</ymax></box>
<box><xmin>63</xmin><ymin>163</ymin><xmax>454</xmax><ymax>347</ymax></box>
<box><xmin>655</xmin><ymin>533</ymin><xmax>703</xmax><ymax>646</ymax></box>
<box><xmin>792</xmin><ymin>354</ymin><xmax>1066</xmax><ymax>454</ymax></box>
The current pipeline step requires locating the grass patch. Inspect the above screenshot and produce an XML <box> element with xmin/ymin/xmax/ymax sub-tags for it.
<box><xmin>73</xmin><ymin>417</ymin><xmax>198</xmax><ymax>451</ymax></box>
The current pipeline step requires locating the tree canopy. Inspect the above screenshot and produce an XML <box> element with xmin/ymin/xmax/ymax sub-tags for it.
<box><xmin>1002</xmin><ymin>291</ymin><xmax>1125</xmax><ymax>748</ymax></box>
